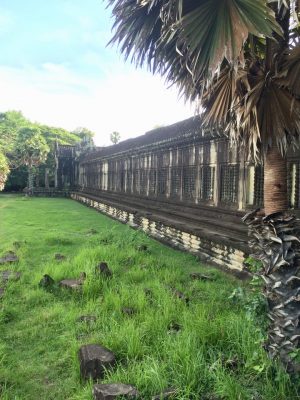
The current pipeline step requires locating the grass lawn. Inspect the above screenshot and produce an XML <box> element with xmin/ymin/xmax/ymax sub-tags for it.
<box><xmin>0</xmin><ymin>195</ymin><xmax>298</xmax><ymax>400</ymax></box>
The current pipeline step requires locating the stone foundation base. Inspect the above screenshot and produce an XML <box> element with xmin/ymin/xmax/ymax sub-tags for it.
<box><xmin>71</xmin><ymin>192</ymin><xmax>248</xmax><ymax>277</ymax></box>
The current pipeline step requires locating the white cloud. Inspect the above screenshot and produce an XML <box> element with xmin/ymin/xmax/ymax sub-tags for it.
<box><xmin>0</xmin><ymin>63</ymin><xmax>193</xmax><ymax>146</ymax></box>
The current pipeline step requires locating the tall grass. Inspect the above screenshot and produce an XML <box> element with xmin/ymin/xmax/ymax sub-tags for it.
<box><xmin>0</xmin><ymin>195</ymin><xmax>298</xmax><ymax>399</ymax></box>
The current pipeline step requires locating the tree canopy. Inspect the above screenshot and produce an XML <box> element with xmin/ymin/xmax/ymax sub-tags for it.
<box><xmin>0</xmin><ymin>110</ymin><xmax>94</xmax><ymax>191</ymax></box>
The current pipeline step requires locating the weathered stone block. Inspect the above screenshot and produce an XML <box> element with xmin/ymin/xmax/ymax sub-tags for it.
<box><xmin>60</xmin><ymin>272</ymin><xmax>85</xmax><ymax>290</ymax></box>
<box><xmin>93</xmin><ymin>383</ymin><xmax>139</xmax><ymax>399</ymax></box>
<box><xmin>60</xmin><ymin>279</ymin><xmax>82</xmax><ymax>290</ymax></box>
<box><xmin>122</xmin><ymin>307</ymin><xmax>136</xmax><ymax>316</ymax></box>
<box><xmin>0</xmin><ymin>252</ymin><xmax>19</xmax><ymax>264</ymax></box>
<box><xmin>137</xmin><ymin>244</ymin><xmax>148</xmax><ymax>252</ymax></box>
<box><xmin>0</xmin><ymin>270</ymin><xmax>21</xmax><ymax>283</ymax></box>
<box><xmin>189</xmin><ymin>273</ymin><xmax>212</xmax><ymax>281</ymax></box>
<box><xmin>78</xmin><ymin>344</ymin><xmax>115</xmax><ymax>380</ymax></box>
<box><xmin>77</xmin><ymin>315</ymin><xmax>97</xmax><ymax>324</ymax></box>
<box><xmin>95</xmin><ymin>262</ymin><xmax>113</xmax><ymax>278</ymax></box>
<box><xmin>39</xmin><ymin>274</ymin><xmax>55</xmax><ymax>288</ymax></box>
<box><xmin>171</xmin><ymin>288</ymin><xmax>189</xmax><ymax>304</ymax></box>
<box><xmin>152</xmin><ymin>387</ymin><xmax>178</xmax><ymax>399</ymax></box>
<box><xmin>167</xmin><ymin>321</ymin><xmax>181</xmax><ymax>333</ymax></box>
<box><xmin>0</xmin><ymin>287</ymin><xmax>4</xmax><ymax>299</ymax></box>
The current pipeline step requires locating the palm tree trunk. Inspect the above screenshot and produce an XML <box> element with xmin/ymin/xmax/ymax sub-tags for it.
<box><xmin>244</xmin><ymin>210</ymin><xmax>300</xmax><ymax>374</ymax></box>
<box><xmin>264</xmin><ymin>146</ymin><xmax>288</xmax><ymax>215</ymax></box>
<box><xmin>244</xmin><ymin>146</ymin><xmax>300</xmax><ymax>373</ymax></box>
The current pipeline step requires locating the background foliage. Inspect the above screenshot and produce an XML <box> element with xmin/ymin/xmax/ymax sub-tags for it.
<box><xmin>0</xmin><ymin>111</ymin><xmax>94</xmax><ymax>191</ymax></box>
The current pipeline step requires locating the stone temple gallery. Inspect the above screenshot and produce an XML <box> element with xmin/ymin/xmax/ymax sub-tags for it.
<box><xmin>53</xmin><ymin>116</ymin><xmax>300</xmax><ymax>274</ymax></box>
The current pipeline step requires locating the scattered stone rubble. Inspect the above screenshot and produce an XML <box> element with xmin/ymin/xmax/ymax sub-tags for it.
<box><xmin>95</xmin><ymin>262</ymin><xmax>113</xmax><ymax>278</ymax></box>
<box><xmin>0</xmin><ymin>252</ymin><xmax>19</xmax><ymax>264</ymax></box>
<box><xmin>93</xmin><ymin>383</ymin><xmax>139</xmax><ymax>400</ymax></box>
<box><xmin>78</xmin><ymin>344</ymin><xmax>116</xmax><ymax>381</ymax></box>
<box><xmin>0</xmin><ymin>246</ymin><xmax>217</xmax><ymax>397</ymax></box>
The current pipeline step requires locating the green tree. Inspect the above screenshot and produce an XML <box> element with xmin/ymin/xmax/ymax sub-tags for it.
<box><xmin>110</xmin><ymin>131</ymin><xmax>121</xmax><ymax>145</ymax></box>
<box><xmin>0</xmin><ymin>111</ymin><xmax>31</xmax><ymax>190</ymax></box>
<box><xmin>0</xmin><ymin>111</ymin><xmax>83</xmax><ymax>190</ymax></box>
<box><xmin>0</xmin><ymin>110</ymin><xmax>28</xmax><ymax>154</ymax></box>
<box><xmin>71</xmin><ymin>127</ymin><xmax>95</xmax><ymax>141</ymax></box>
<box><xmin>15</xmin><ymin>127</ymin><xmax>49</xmax><ymax>194</ymax></box>
<box><xmin>108</xmin><ymin>0</ymin><xmax>300</xmax><ymax>371</ymax></box>
<box><xmin>0</xmin><ymin>152</ymin><xmax>9</xmax><ymax>191</ymax></box>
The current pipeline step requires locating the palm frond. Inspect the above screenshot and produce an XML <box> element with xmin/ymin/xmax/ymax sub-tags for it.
<box><xmin>108</xmin><ymin>0</ymin><xmax>163</xmax><ymax>70</ymax></box>
<box><xmin>177</xmin><ymin>0</ymin><xmax>281</xmax><ymax>81</ymax></box>
<box><xmin>108</xmin><ymin>0</ymin><xmax>282</xmax><ymax>83</ymax></box>
<box><xmin>276</xmin><ymin>46</ymin><xmax>300</xmax><ymax>96</ymax></box>
<box><xmin>237</xmin><ymin>60</ymin><xmax>300</xmax><ymax>159</ymax></box>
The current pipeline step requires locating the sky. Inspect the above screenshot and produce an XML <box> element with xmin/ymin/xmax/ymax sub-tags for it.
<box><xmin>0</xmin><ymin>0</ymin><xmax>193</xmax><ymax>145</ymax></box>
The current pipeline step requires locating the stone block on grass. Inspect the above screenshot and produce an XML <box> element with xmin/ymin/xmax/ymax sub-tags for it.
<box><xmin>77</xmin><ymin>315</ymin><xmax>97</xmax><ymax>324</ymax></box>
<box><xmin>122</xmin><ymin>307</ymin><xmax>136</xmax><ymax>316</ymax></box>
<box><xmin>93</xmin><ymin>383</ymin><xmax>139</xmax><ymax>399</ymax></box>
<box><xmin>0</xmin><ymin>252</ymin><xmax>19</xmax><ymax>264</ymax></box>
<box><xmin>189</xmin><ymin>273</ymin><xmax>213</xmax><ymax>281</ymax></box>
<box><xmin>0</xmin><ymin>287</ymin><xmax>5</xmax><ymax>299</ymax></box>
<box><xmin>39</xmin><ymin>274</ymin><xmax>55</xmax><ymax>288</ymax></box>
<box><xmin>95</xmin><ymin>262</ymin><xmax>113</xmax><ymax>279</ymax></box>
<box><xmin>0</xmin><ymin>270</ymin><xmax>21</xmax><ymax>283</ymax></box>
<box><xmin>60</xmin><ymin>279</ymin><xmax>83</xmax><ymax>290</ymax></box>
<box><xmin>152</xmin><ymin>387</ymin><xmax>178</xmax><ymax>399</ymax></box>
<box><xmin>171</xmin><ymin>288</ymin><xmax>189</xmax><ymax>305</ymax></box>
<box><xmin>78</xmin><ymin>344</ymin><xmax>115</xmax><ymax>380</ymax></box>
<box><xmin>167</xmin><ymin>321</ymin><xmax>181</xmax><ymax>334</ymax></box>
<box><xmin>137</xmin><ymin>244</ymin><xmax>148</xmax><ymax>252</ymax></box>
<box><xmin>60</xmin><ymin>272</ymin><xmax>86</xmax><ymax>290</ymax></box>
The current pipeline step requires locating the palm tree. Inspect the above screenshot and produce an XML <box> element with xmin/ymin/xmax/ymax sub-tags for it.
<box><xmin>107</xmin><ymin>0</ymin><xmax>300</xmax><ymax>372</ymax></box>
<box><xmin>15</xmin><ymin>127</ymin><xmax>49</xmax><ymax>195</ymax></box>
<box><xmin>110</xmin><ymin>131</ymin><xmax>121</xmax><ymax>145</ymax></box>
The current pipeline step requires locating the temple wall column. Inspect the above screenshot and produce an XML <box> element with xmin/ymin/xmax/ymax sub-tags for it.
<box><xmin>213</xmin><ymin>141</ymin><xmax>221</xmax><ymax>207</ymax></box>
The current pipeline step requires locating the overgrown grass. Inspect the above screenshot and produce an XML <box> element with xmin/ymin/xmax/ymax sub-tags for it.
<box><xmin>0</xmin><ymin>195</ymin><xmax>298</xmax><ymax>399</ymax></box>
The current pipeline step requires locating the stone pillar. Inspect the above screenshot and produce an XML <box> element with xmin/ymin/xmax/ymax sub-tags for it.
<box><xmin>237</xmin><ymin>149</ymin><xmax>246</xmax><ymax>211</ymax></box>
<box><xmin>45</xmin><ymin>168</ymin><xmax>49</xmax><ymax>189</ymax></box>
<box><xmin>213</xmin><ymin>140</ymin><xmax>221</xmax><ymax>207</ymax></box>
<box><xmin>35</xmin><ymin>168</ymin><xmax>39</xmax><ymax>188</ymax></box>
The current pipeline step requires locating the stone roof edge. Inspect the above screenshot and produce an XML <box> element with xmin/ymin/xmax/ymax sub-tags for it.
<box><xmin>78</xmin><ymin>115</ymin><xmax>219</xmax><ymax>163</ymax></box>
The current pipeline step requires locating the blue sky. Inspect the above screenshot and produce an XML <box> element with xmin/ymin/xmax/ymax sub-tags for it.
<box><xmin>0</xmin><ymin>0</ymin><xmax>192</xmax><ymax>145</ymax></box>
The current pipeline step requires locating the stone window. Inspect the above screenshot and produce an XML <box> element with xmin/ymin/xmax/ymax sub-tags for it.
<box><xmin>133</xmin><ymin>170</ymin><xmax>140</xmax><ymax>193</ymax></box>
<box><xmin>220</xmin><ymin>164</ymin><xmax>239</xmax><ymax>204</ymax></box>
<box><xmin>149</xmin><ymin>169</ymin><xmax>157</xmax><ymax>195</ymax></box>
<box><xmin>200</xmin><ymin>165</ymin><xmax>214</xmax><ymax>201</ymax></box>
<box><xmin>157</xmin><ymin>168</ymin><xmax>168</xmax><ymax>195</ymax></box>
<box><xmin>170</xmin><ymin>167</ymin><xmax>181</xmax><ymax>197</ymax></box>
<box><xmin>139</xmin><ymin>169</ymin><xmax>148</xmax><ymax>195</ymax></box>
<box><xmin>183</xmin><ymin>166</ymin><xmax>196</xmax><ymax>200</ymax></box>
<box><xmin>126</xmin><ymin>168</ymin><xmax>132</xmax><ymax>193</ymax></box>
<box><xmin>120</xmin><ymin>170</ymin><xmax>125</xmax><ymax>192</ymax></box>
